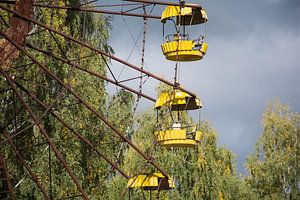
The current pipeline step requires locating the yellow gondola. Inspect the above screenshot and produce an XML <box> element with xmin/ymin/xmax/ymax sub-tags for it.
<box><xmin>161</xmin><ymin>5</ymin><xmax>208</xmax><ymax>61</ymax></box>
<box><xmin>161</xmin><ymin>37</ymin><xmax>208</xmax><ymax>61</ymax></box>
<box><xmin>161</xmin><ymin>6</ymin><xmax>208</xmax><ymax>25</ymax></box>
<box><xmin>155</xmin><ymin>89</ymin><xmax>202</xmax><ymax>111</ymax></box>
<box><xmin>155</xmin><ymin>123</ymin><xmax>203</xmax><ymax>147</ymax></box>
<box><xmin>127</xmin><ymin>173</ymin><xmax>175</xmax><ymax>190</ymax></box>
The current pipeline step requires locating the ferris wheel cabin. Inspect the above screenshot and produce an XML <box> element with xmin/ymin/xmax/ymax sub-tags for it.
<box><xmin>155</xmin><ymin>124</ymin><xmax>203</xmax><ymax>147</ymax></box>
<box><xmin>155</xmin><ymin>90</ymin><xmax>203</xmax><ymax>147</ymax></box>
<box><xmin>160</xmin><ymin>5</ymin><xmax>208</xmax><ymax>61</ymax></box>
<box><xmin>127</xmin><ymin>173</ymin><xmax>175</xmax><ymax>190</ymax></box>
<box><xmin>155</xmin><ymin>90</ymin><xmax>202</xmax><ymax>111</ymax></box>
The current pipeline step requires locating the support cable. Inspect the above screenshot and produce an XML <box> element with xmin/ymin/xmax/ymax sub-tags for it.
<box><xmin>14</xmin><ymin>145</ymin><xmax>49</xmax><ymax>191</ymax></box>
<box><xmin>124</xmin><ymin>0</ymin><xmax>202</xmax><ymax>9</ymax></box>
<box><xmin>80</xmin><ymin>2</ymin><xmax>141</xmax><ymax>8</ymax></box>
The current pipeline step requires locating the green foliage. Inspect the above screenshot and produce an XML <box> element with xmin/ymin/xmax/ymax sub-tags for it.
<box><xmin>246</xmin><ymin>99</ymin><xmax>300</xmax><ymax>199</ymax></box>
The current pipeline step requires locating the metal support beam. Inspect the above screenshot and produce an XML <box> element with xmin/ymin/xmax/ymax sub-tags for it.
<box><xmin>0</xmin><ymin>151</ymin><xmax>15</xmax><ymax>200</ymax></box>
<box><xmin>124</xmin><ymin>0</ymin><xmax>202</xmax><ymax>9</ymax></box>
<box><xmin>33</xmin><ymin>4</ymin><xmax>161</xmax><ymax>19</ymax></box>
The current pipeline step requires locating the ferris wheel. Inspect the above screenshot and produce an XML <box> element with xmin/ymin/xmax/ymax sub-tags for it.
<box><xmin>0</xmin><ymin>0</ymin><xmax>208</xmax><ymax>199</ymax></box>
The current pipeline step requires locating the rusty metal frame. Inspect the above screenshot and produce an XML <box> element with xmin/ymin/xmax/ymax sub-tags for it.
<box><xmin>0</xmin><ymin>4</ymin><xmax>197</xmax><ymax>97</ymax></box>
<box><xmin>0</xmin><ymin>30</ymin><xmax>169</xmax><ymax>179</ymax></box>
<box><xmin>0</xmin><ymin>0</ymin><xmax>33</xmax><ymax>71</ymax></box>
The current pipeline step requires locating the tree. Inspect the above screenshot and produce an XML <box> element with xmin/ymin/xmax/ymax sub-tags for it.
<box><xmin>246</xmin><ymin>99</ymin><xmax>300</xmax><ymax>200</ymax></box>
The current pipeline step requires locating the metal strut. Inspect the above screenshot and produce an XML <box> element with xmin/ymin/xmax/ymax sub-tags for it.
<box><xmin>33</xmin><ymin>4</ymin><xmax>161</xmax><ymax>19</ymax></box>
<box><xmin>124</xmin><ymin>0</ymin><xmax>202</xmax><ymax>9</ymax></box>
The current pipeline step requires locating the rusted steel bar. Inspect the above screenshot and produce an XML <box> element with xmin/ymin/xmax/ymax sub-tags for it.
<box><xmin>125</xmin><ymin>0</ymin><xmax>202</xmax><ymax>8</ymax></box>
<box><xmin>26</xmin><ymin>44</ymin><xmax>156</xmax><ymax>102</ymax></box>
<box><xmin>0</xmin><ymin>31</ymin><xmax>169</xmax><ymax>179</ymax></box>
<box><xmin>0</xmin><ymin>5</ymin><xmax>197</xmax><ymax>97</ymax></box>
<box><xmin>0</xmin><ymin>69</ymin><xmax>89</xmax><ymax>200</ymax></box>
<box><xmin>0</xmin><ymin>151</ymin><xmax>15</xmax><ymax>200</ymax></box>
<box><xmin>118</xmin><ymin>74</ymin><xmax>148</xmax><ymax>83</ymax></box>
<box><xmin>14</xmin><ymin>80</ymin><xmax>130</xmax><ymax>179</ymax></box>
<box><xmin>33</xmin><ymin>4</ymin><xmax>161</xmax><ymax>19</ymax></box>
<box><xmin>2</xmin><ymin>131</ymin><xmax>50</xmax><ymax>200</ymax></box>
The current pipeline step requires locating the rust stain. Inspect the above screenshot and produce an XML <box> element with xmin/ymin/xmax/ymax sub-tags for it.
<box><xmin>0</xmin><ymin>0</ymin><xmax>34</xmax><ymax>70</ymax></box>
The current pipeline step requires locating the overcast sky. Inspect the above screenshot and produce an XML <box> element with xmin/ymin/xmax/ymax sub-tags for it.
<box><xmin>100</xmin><ymin>0</ymin><xmax>300</xmax><ymax>173</ymax></box>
